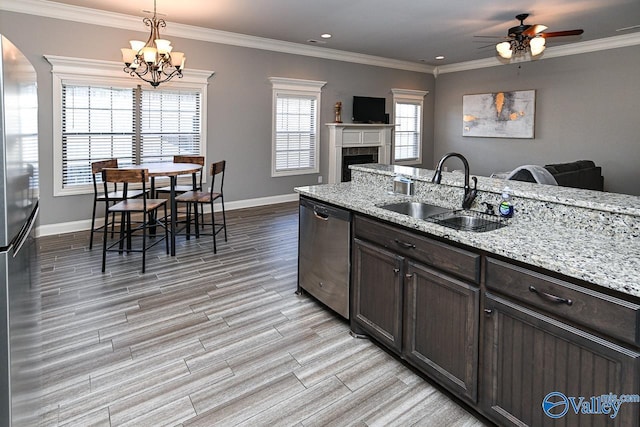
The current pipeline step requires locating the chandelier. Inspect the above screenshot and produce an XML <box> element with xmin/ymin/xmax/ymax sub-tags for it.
<box><xmin>496</xmin><ymin>36</ymin><xmax>545</xmax><ymax>59</ymax></box>
<box><xmin>120</xmin><ymin>0</ymin><xmax>186</xmax><ymax>87</ymax></box>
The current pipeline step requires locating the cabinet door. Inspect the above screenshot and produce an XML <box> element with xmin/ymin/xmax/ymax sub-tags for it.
<box><xmin>351</xmin><ymin>238</ymin><xmax>404</xmax><ymax>353</ymax></box>
<box><xmin>482</xmin><ymin>293</ymin><xmax>640</xmax><ymax>427</ymax></box>
<box><xmin>403</xmin><ymin>261</ymin><xmax>480</xmax><ymax>402</ymax></box>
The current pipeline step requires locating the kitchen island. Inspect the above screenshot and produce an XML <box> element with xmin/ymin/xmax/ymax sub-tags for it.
<box><xmin>295</xmin><ymin>164</ymin><xmax>640</xmax><ymax>426</ymax></box>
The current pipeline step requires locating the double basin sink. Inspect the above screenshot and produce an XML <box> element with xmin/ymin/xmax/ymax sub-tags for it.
<box><xmin>379</xmin><ymin>201</ymin><xmax>506</xmax><ymax>233</ymax></box>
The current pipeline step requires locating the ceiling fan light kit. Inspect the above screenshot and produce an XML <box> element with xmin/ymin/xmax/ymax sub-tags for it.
<box><xmin>120</xmin><ymin>0</ymin><xmax>186</xmax><ymax>87</ymax></box>
<box><xmin>493</xmin><ymin>14</ymin><xmax>581</xmax><ymax>61</ymax></box>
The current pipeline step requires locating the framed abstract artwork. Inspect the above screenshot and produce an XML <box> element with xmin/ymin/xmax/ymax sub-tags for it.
<box><xmin>463</xmin><ymin>90</ymin><xmax>535</xmax><ymax>138</ymax></box>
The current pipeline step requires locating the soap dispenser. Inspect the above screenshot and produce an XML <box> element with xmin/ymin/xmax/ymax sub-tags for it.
<box><xmin>499</xmin><ymin>187</ymin><xmax>514</xmax><ymax>218</ymax></box>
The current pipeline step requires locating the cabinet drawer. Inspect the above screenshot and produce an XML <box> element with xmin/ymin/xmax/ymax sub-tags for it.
<box><xmin>355</xmin><ymin>216</ymin><xmax>480</xmax><ymax>283</ymax></box>
<box><xmin>486</xmin><ymin>257</ymin><xmax>640</xmax><ymax>346</ymax></box>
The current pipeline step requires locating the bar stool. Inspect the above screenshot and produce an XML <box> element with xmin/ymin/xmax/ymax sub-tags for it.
<box><xmin>89</xmin><ymin>159</ymin><xmax>145</xmax><ymax>249</ymax></box>
<box><xmin>101</xmin><ymin>168</ymin><xmax>168</xmax><ymax>273</ymax></box>
<box><xmin>155</xmin><ymin>155</ymin><xmax>205</xmax><ymax>228</ymax></box>
<box><xmin>155</xmin><ymin>155</ymin><xmax>205</xmax><ymax>195</ymax></box>
<box><xmin>175</xmin><ymin>160</ymin><xmax>227</xmax><ymax>253</ymax></box>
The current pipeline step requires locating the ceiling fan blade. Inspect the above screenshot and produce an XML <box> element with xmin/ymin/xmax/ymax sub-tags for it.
<box><xmin>473</xmin><ymin>35</ymin><xmax>507</xmax><ymax>39</ymax></box>
<box><xmin>522</xmin><ymin>24</ymin><xmax>548</xmax><ymax>36</ymax></box>
<box><xmin>542</xmin><ymin>29</ymin><xmax>584</xmax><ymax>38</ymax></box>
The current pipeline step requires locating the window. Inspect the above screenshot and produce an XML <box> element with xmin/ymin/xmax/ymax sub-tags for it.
<box><xmin>269</xmin><ymin>77</ymin><xmax>326</xmax><ymax>177</ymax></box>
<box><xmin>46</xmin><ymin>55</ymin><xmax>212</xmax><ymax>196</ymax></box>
<box><xmin>392</xmin><ymin>89</ymin><xmax>428</xmax><ymax>164</ymax></box>
<box><xmin>60</xmin><ymin>85</ymin><xmax>202</xmax><ymax>188</ymax></box>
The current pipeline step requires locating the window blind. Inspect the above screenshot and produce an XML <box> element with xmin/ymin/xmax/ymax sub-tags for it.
<box><xmin>62</xmin><ymin>85</ymin><xmax>135</xmax><ymax>186</ymax></box>
<box><xmin>61</xmin><ymin>84</ymin><xmax>201</xmax><ymax>188</ymax></box>
<box><xmin>394</xmin><ymin>103</ymin><xmax>421</xmax><ymax>161</ymax></box>
<box><xmin>140</xmin><ymin>89</ymin><xmax>201</xmax><ymax>163</ymax></box>
<box><xmin>274</xmin><ymin>95</ymin><xmax>317</xmax><ymax>172</ymax></box>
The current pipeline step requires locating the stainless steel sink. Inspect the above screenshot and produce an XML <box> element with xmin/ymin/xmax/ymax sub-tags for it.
<box><xmin>379</xmin><ymin>202</ymin><xmax>451</xmax><ymax>219</ymax></box>
<box><xmin>430</xmin><ymin>210</ymin><xmax>507</xmax><ymax>232</ymax></box>
<box><xmin>379</xmin><ymin>202</ymin><xmax>507</xmax><ymax>232</ymax></box>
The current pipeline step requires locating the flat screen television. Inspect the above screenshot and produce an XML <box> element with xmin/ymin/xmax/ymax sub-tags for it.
<box><xmin>352</xmin><ymin>96</ymin><xmax>386</xmax><ymax>123</ymax></box>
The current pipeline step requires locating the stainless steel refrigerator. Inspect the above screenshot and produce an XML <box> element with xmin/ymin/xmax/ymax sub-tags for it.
<box><xmin>0</xmin><ymin>35</ymin><xmax>41</xmax><ymax>426</ymax></box>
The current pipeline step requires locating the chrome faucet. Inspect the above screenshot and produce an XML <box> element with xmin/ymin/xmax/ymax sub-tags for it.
<box><xmin>432</xmin><ymin>152</ymin><xmax>478</xmax><ymax>209</ymax></box>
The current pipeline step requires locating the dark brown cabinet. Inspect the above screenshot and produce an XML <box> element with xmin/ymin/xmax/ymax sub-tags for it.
<box><xmin>352</xmin><ymin>215</ymin><xmax>481</xmax><ymax>400</ymax></box>
<box><xmin>351</xmin><ymin>237</ymin><xmax>404</xmax><ymax>353</ymax></box>
<box><xmin>404</xmin><ymin>261</ymin><xmax>480</xmax><ymax>402</ymax></box>
<box><xmin>344</xmin><ymin>209</ymin><xmax>640</xmax><ymax>426</ymax></box>
<box><xmin>482</xmin><ymin>293</ymin><xmax>640</xmax><ymax>426</ymax></box>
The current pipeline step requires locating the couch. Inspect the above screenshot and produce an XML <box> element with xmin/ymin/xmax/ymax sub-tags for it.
<box><xmin>508</xmin><ymin>160</ymin><xmax>604</xmax><ymax>191</ymax></box>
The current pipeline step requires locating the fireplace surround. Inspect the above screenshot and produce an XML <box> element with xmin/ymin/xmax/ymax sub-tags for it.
<box><xmin>326</xmin><ymin>123</ymin><xmax>394</xmax><ymax>184</ymax></box>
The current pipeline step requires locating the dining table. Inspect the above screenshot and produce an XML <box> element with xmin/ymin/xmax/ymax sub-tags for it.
<box><xmin>129</xmin><ymin>162</ymin><xmax>203</xmax><ymax>256</ymax></box>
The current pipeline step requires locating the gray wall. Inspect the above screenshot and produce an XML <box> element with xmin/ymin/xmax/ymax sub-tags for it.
<box><xmin>2</xmin><ymin>8</ymin><xmax>637</xmax><ymax>230</ymax></box>
<box><xmin>0</xmin><ymin>11</ymin><xmax>434</xmax><ymax>227</ymax></box>
<box><xmin>434</xmin><ymin>45</ymin><xmax>640</xmax><ymax>195</ymax></box>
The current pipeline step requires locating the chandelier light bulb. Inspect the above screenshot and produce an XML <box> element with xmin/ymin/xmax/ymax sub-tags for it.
<box><xmin>142</xmin><ymin>47</ymin><xmax>157</xmax><ymax>63</ymax></box>
<box><xmin>170</xmin><ymin>51</ymin><xmax>184</xmax><ymax>67</ymax></box>
<box><xmin>154</xmin><ymin>39</ymin><xmax>171</xmax><ymax>54</ymax></box>
<box><xmin>129</xmin><ymin>40</ymin><xmax>146</xmax><ymax>52</ymax></box>
<box><xmin>121</xmin><ymin>48</ymin><xmax>136</xmax><ymax>65</ymax></box>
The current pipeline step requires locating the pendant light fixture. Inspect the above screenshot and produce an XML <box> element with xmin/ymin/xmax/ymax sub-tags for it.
<box><xmin>120</xmin><ymin>0</ymin><xmax>185</xmax><ymax>87</ymax></box>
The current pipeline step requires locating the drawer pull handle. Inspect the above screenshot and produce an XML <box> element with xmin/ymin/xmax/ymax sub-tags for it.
<box><xmin>393</xmin><ymin>268</ymin><xmax>400</xmax><ymax>274</ymax></box>
<box><xmin>394</xmin><ymin>239</ymin><xmax>416</xmax><ymax>249</ymax></box>
<box><xmin>405</xmin><ymin>273</ymin><xmax>414</xmax><ymax>279</ymax></box>
<box><xmin>313</xmin><ymin>210</ymin><xmax>329</xmax><ymax>220</ymax></box>
<box><xmin>529</xmin><ymin>286</ymin><xmax>573</xmax><ymax>306</ymax></box>
<box><xmin>484</xmin><ymin>308</ymin><xmax>493</xmax><ymax>316</ymax></box>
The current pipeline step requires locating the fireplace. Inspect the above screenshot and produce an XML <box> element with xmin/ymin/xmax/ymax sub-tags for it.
<box><xmin>342</xmin><ymin>147</ymin><xmax>379</xmax><ymax>182</ymax></box>
<box><xmin>326</xmin><ymin>123</ymin><xmax>394</xmax><ymax>183</ymax></box>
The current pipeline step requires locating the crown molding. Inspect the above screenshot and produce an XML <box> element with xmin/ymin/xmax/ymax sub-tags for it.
<box><xmin>4</xmin><ymin>0</ymin><xmax>639</xmax><ymax>77</ymax></box>
<box><xmin>1</xmin><ymin>0</ymin><xmax>434</xmax><ymax>74</ymax></box>
<box><xmin>434</xmin><ymin>32</ymin><xmax>640</xmax><ymax>76</ymax></box>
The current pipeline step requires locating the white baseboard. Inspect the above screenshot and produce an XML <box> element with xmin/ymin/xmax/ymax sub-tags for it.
<box><xmin>36</xmin><ymin>192</ymin><xmax>299</xmax><ymax>237</ymax></box>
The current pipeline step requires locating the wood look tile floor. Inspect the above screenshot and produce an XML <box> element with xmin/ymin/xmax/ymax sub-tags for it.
<box><xmin>28</xmin><ymin>202</ymin><xmax>488</xmax><ymax>426</ymax></box>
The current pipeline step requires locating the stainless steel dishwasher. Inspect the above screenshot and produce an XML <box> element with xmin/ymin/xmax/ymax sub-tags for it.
<box><xmin>298</xmin><ymin>197</ymin><xmax>351</xmax><ymax>319</ymax></box>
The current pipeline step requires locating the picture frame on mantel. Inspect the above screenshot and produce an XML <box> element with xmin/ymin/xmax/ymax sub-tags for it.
<box><xmin>462</xmin><ymin>89</ymin><xmax>535</xmax><ymax>138</ymax></box>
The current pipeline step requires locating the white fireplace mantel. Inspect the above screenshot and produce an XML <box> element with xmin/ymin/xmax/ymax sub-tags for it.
<box><xmin>326</xmin><ymin>123</ymin><xmax>395</xmax><ymax>184</ymax></box>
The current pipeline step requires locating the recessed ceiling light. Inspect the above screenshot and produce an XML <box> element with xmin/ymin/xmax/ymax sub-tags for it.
<box><xmin>321</xmin><ymin>33</ymin><xmax>332</xmax><ymax>39</ymax></box>
<box><xmin>435</xmin><ymin>55</ymin><xmax>445</xmax><ymax>60</ymax></box>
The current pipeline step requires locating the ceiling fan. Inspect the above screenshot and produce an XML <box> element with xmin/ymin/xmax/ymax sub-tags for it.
<box><xmin>476</xmin><ymin>14</ymin><xmax>584</xmax><ymax>59</ymax></box>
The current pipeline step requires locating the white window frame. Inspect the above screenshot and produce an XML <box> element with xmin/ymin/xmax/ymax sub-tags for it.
<box><xmin>391</xmin><ymin>88</ymin><xmax>428</xmax><ymax>165</ymax></box>
<box><xmin>45</xmin><ymin>55</ymin><xmax>213</xmax><ymax>196</ymax></box>
<box><xmin>269</xmin><ymin>77</ymin><xmax>326</xmax><ymax>177</ymax></box>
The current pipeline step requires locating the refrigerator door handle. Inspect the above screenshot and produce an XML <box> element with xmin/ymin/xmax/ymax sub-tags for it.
<box><xmin>12</xmin><ymin>204</ymin><xmax>38</xmax><ymax>257</ymax></box>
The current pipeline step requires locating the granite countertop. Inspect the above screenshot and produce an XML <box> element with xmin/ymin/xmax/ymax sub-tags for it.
<box><xmin>295</xmin><ymin>182</ymin><xmax>640</xmax><ymax>299</ymax></box>
<box><xmin>350</xmin><ymin>164</ymin><xmax>640</xmax><ymax>217</ymax></box>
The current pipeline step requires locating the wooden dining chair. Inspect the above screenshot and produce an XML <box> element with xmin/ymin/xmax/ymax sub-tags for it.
<box><xmin>101</xmin><ymin>168</ymin><xmax>168</xmax><ymax>273</ymax></box>
<box><xmin>89</xmin><ymin>159</ymin><xmax>146</xmax><ymax>249</ymax></box>
<box><xmin>175</xmin><ymin>160</ymin><xmax>227</xmax><ymax>253</ymax></box>
<box><xmin>155</xmin><ymin>155</ymin><xmax>206</xmax><ymax>228</ymax></box>
<box><xmin>155</xmin><ymin>155</ymin><xmax>205</xmax><ymax>195</ymax></box>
